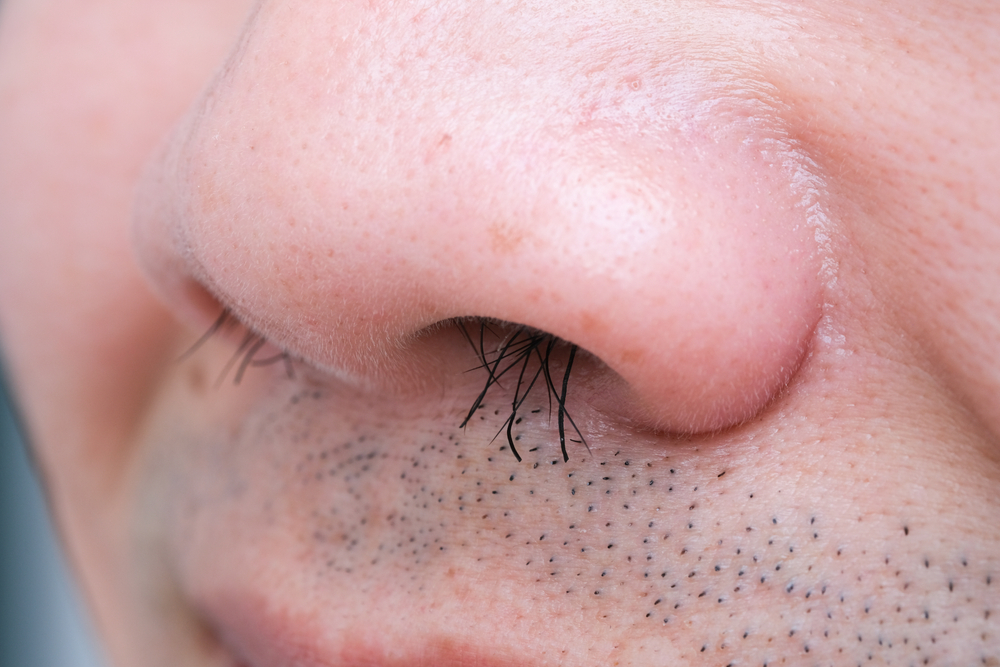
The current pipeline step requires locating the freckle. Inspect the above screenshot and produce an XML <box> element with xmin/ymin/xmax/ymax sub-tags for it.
<box><xmin>925</xmin><ymin>558</ymin><xmax>930</xmax><ymax>568</ymax></box>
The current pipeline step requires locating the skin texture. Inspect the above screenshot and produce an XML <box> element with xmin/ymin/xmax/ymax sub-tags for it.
<box><xmin>1</xmin><ymin>0</ymin><xmax>999</xmax><ymax>666</ymax></box>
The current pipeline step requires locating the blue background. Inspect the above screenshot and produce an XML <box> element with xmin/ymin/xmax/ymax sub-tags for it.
<box><xmin>1</xmin><ymin>372</ymin><xmax>107</xmax><ymax>667</ymax></box>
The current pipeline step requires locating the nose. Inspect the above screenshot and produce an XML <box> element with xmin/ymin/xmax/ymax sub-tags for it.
<box><xmin>133</xmin><ymin>0</ymin><xmax>829</xmax><ymax>434</ymax></box>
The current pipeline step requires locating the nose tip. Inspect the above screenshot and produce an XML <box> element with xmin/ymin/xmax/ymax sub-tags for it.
<box><xmin>135</xmin><ymin>117</ymin><xmax>826</xmax><ymax>435</ymax></box>
<box><xmin>441</xmin><ymin>126</ymin><xmax>826</xmax><ymax>433</ymax></box>
<box><xmin>132</xmin><ymin>4</ymin><xmax>830</xmax><ymax>435</ymax></box>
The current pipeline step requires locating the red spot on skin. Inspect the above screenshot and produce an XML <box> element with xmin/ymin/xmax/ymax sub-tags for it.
<box><xmin>424</xmin><ymin>133</ymin><xmax>453</xmax><ymax>165</ymax></box>
<box><xmin>620</xmin><ymin>348</ymin><xmax>644</xmax><ymax>365</ymax></box>
<box><xmin>487</xmin><ymin>221</ymin><xmax>526</xmax><ymax>254</ymax></box>
<box><xmin>578</xmin><ymin>311</ymin><xmax>608</xmax><ymax>335</ymax></box>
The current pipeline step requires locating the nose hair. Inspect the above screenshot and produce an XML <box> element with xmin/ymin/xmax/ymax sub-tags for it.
<box><xmin>133</xmin><ymin>5</ymin><xmax>829</xmax><ymax>435</ymax></box>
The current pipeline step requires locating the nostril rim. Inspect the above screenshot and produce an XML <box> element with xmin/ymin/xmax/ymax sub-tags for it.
<box><xmin>176</xmin><ymin>308</ymin><xmax>234</xmax><ymax>363</ymax></box>
<box><xmin>176</xmin><ymin>306</ymin><xmax>295</xmax><ymax>387</ymax></box>
<box><xmin>450</xmin><ymin>305</ymin><xmax>818</xmax><ymax>463</ymax></box>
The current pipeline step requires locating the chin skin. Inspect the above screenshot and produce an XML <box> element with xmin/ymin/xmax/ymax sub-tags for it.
<box><xmin>2</xmin><ymin>1</ymin><xmax>1000</xmax><ymax>667</ymax></box>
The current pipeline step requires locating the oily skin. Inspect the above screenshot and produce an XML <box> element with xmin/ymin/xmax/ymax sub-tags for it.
<box><xmin>1</xmin><ymin>1</ymin><xmax>1000</xmax><ymax>666</ymax></box>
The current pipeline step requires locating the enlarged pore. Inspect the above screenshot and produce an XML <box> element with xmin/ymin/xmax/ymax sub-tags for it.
<box><xmin>458</xmin><ymin>318</ymin><xmax>586</xmax><ymax>463</ymax></box>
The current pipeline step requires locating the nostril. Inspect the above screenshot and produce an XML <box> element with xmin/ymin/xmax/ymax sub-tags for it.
<box><xmin>449</xmin><ymin>311</ymin><xmax>816</xmax><ymax>456</ymax></box>
<box><xmin>453</xmin><ymin>318</ymin><xmax>589</xmax><ymax>463</ymax></box>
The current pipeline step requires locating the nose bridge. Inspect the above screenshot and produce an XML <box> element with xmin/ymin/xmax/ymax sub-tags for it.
<box><xmin>141</xmin><ymin>0</ymin><xmax>829</xmax><ymax>434</ymax></box>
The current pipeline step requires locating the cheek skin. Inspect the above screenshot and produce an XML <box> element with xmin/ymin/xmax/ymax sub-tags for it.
<box><xmin>0</xmin><ymin>0</ymin><xmax>254</xmax><ymax>663</ymax></box>
<box><xmin>130</xmin><ymin>328</ymin><xmax>1000</xmax><ymax>667</ymax></box>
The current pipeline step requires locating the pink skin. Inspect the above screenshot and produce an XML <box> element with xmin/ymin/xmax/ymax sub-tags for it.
<box><xmin>1</xmin><ymin>1</ymin><xmax>999</xmax><ymax>666</ymax></box>
<box><xmin>135</xmin><ymin>0</ymin><xmax>828</xmax><ymax>433</ymax></box>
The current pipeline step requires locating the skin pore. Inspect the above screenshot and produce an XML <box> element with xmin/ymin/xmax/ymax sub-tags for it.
<box><xmin>1</xmin><ymin>0</ymin><xmax>1000</xmax><ymax>666</ymax></box>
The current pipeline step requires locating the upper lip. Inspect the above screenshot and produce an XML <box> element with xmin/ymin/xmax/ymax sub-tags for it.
<box><xmin>203</xmin><ymin>589</ymin><xmax>540</xmax><ymax>667</ymax></box>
